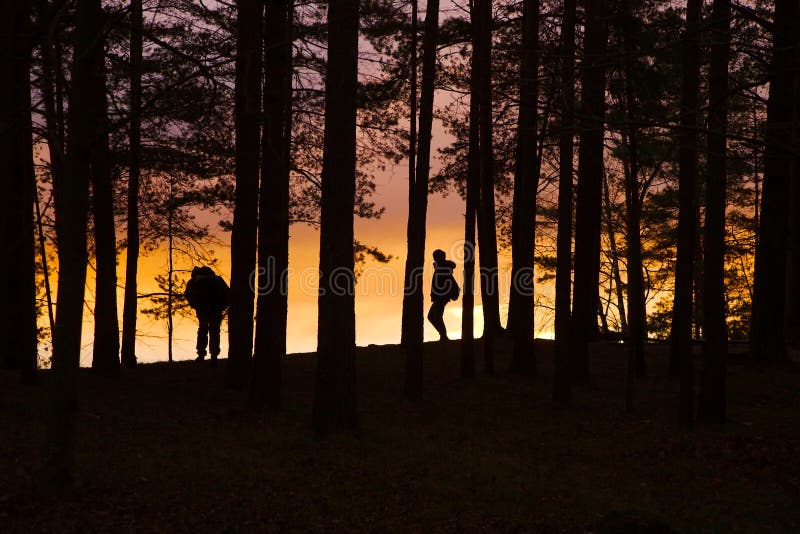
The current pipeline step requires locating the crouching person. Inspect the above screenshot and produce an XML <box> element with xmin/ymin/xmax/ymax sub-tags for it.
<box><xmin>185</xmin><ymin>266</ymin><xmax>230</xmax><ymax>365</ymax></box>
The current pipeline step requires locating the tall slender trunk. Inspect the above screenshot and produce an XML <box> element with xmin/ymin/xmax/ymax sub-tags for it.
<box><xmin>313</xmin><ymin>0</ymin><xmax>359</xmax><ymax>436</ymax></box>
<box><xmin>553</xmin><ymin>0</ymin><xmax>576</xmax><ymax>406</ymax></box>
<box><xmin>400</xmin><ymin>0</ymin><xmax>418</xmax><ymax>348</ymax></box>
<box><xmin>462</xmin><ymin>20</ymin><xmax>481</xmax><ymax>379</ymax></box>
<box><xmin>89</xmin><ymin>8</ymin><xmax>120</xmax><ymax>375</ymax></box>
<box><xmin>672</xmin><ymin>0</ymin><xmax>702</xmax><ymax>428</ymax></box>
<box><xmin>571</xmin><ymin>0</ymin><xmax>607</xmax><ymax>380</ymax></box>
<box><xmin>227</xmin><ymin>0</ymin><xmax>263</xmax><ymax>388</ymax></box>
<box><xmin>44</xmin><ymin>0</ymin><xmax>98</xmax><ymax>489</ymax></box>
<box><xmin>620</xmin><ymin>5</ymin><xmax>646</xmax><ymax>409</ymax></box>
<box><xmin>0</xmin><ymin>0</ymin><xmax>38</xmax><ymax>382</ymax></box>
<box><xmin>750</xmin><ymin>0</ymin><xmax>797</xmax><ymax>364</ymax></box>
<box><xmin>474</xmin><ymin>0</ymin><xmax>499</xmax><ymax>375</ymax></box>
<box><xmin>250</xmin><ymin>0</ymin><xmax>293</xmax><ymax>412</ymax></box>
<box><xmin>402</xmin><ymin>0</ymin><xmax>439</xmax><ymax>399</ymax></box>
<box><xmin>34</xmin><ymin>184</ymin><xmax>55</xmax><ymax>337</ymax></box>
<box><xmin>121</xmin><ymin>0</ymin><xmax>143</xmax><ymax>368</ymax></box>
<box><xmin>699</xmin><ymin>0</ymin><xmax>730</xmax><ymax>423</ymax></box>
<box><xmin>602</xmin><ymin>170</ymin><xmax>627</xmax><ymax>335</ymax></box>
<box><xmin>38</xmin><ymin>0</ymin><xmax>66</xmax><ymax>185</ymax></box>
<box><xmin>167</xmin><ymin>189</ymin><xmax>174</xmax><ymax>363</ymax></box>
<box><xmin>509</xmin><ymin>0</ymin><xmax>538</xmax><ymax>375</ymax></box>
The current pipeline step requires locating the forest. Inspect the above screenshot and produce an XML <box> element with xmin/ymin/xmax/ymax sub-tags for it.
<box><xmin>1</xmin><ymin>0</ymin><xmax>799</xmax><ymax>530</ymax></box>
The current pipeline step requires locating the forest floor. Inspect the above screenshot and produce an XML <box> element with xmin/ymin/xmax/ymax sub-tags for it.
<box><xmin>2</xmin><ymin>339</ymin><xmax>799</xmax><ymax>532</ymax></box>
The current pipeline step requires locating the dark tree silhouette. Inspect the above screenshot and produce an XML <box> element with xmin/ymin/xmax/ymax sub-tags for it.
<box><xmin>401</xmin><ymin>0</ymin><xmax>418</xmax><ymax>347</ymax></box>
<box><xmin>250</xmin><ymin>0</ymin><xmax>293</xmax><ymax>412</ymax></box>
<box><xmin>402</xmin><ymin>0</ymin><xmax>439</xmax><ymax>399</ymax></box>
<box><xmin>750</xmin><ymin>0</ymin><xmax>797</xmax><ymax>364</ymax></box>
<box><xmin>508</xmin><ymin>0</ymin><xmax>538</xmax><ymax>376</ymax></box>
<box><xmin>227</xmin><ymin>0</ymin><xmax>263</xmax><ymax>388</ymax></box>
<box><xmin>620</xmin><ymin>0</ymin><xmax>646</xmax><ymax>413</ymax></box>
<box><xmin>0</xmin><ymin>0</ymin><xmax>37</xmax><ymax>382</ymax></box>
<box><xmin>699</xmin><ymin>0</ymin><xmax>731</xmax><ymax>423</ymax></box>
<box><xmin>121</xmin><ymin>0</ymin><xmax>143</xmax><ymax>368</ymax></box>
<box><xmin>672</xmin><ymin>0</ymin><xmax>702</xmax><ymax>427</ymax></box>
<box><xmin>571</xmin><ymin>0</ymin><xmax>608</xmax><ymax>380</ymax></box>
<box><xmin>474</xmin><ymin>0</ymin><xmax>500</xmax><ymax>374</ymax></box>
<box><xmin>89</xmin><ymin>1</ymin><xmax>120</xmax><ymax>376</ymax></box>
<box><xmin>461</xmin><ymin>5</ymin><xmax>482</xmax><ymax>380</ymax></box>
<box><xmin>313</xmin><ymin>0</ymin><xmax>360</xmax><ymax>436</ymax></box>
<box><xmin>44</xmin><ymin>0</ymin><xmax>100</xmax><ymax>488</ymax></box>
<box><xmin>553</xmin><ymin>0</ymin><xmax>576</xmax><ymax>406</ymax></box>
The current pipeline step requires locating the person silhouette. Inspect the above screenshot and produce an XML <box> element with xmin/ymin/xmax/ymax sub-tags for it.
<box><xmin>184</xmin><ymin>266</ymin><xmax>229</xmax><ymax>365</ymax></box>
<box><xmin>428</xmin><ymin>249</ymin><xmax>459</xmax><ymax>341</ymax></box>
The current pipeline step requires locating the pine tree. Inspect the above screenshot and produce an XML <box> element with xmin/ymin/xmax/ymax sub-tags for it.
<box><xmin>313</xmin><ymin>0</ymin><xmax>360</xmax><ymax>436</ymax></box>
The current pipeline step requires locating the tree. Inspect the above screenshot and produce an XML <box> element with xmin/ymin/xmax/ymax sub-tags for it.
<box><xmin>400</xmin><ymin>0</ymin><xmax>418</xmax><ymax>351</ymax></box>
<box><xmin>0</xmin><ymin>0</ymin><xmax>38</xmax><ymax>382</ymax></box>
<box><xmin>402</xmin><ymin>0</ymin><xmax>439</xmax><ymax>399</ymax></box>
<box><xmin>89</xmin><ymin>0</ymin><xmax>120</xmax><ymax>375</ymax></box>
<box><xmin>750</xmin><ymin>0</ymin><xmax>797</xmax><ymax>364</ymax></box>
<box><xmin>250</xmin><ymin>0</ymin><xmax>293</xmax><ymax>412</ymax></box>
<box><xmin>553</xmin><ymin>0</ymin><xmax>576</xmax><ymax>405</ymax></box>
<box><xmin>120</xmin><ymin>0</ymin><xmax>143</xmax><ymax>368</ymax></box>
<box><xmin>44</xmin><ymin>0</ymin><xmax>100</xmax><ymax>488</ymax></box>
<box><xmin>461</xmin><ymin>3</ymin><xmax>481</xmax><ymax>380</ymax></box>
<box><xmin>312</xmin><ymin>0</ymin><xmax>360</xmax><ymax>436</ymax></box>
<box><xmin>571</xmin><ymin>0</ymin><xmax>608</xmax><ymax>380</ymax></box>
<box><xmin>672</xmin><ymin>0</ymin><xmax>702</xmax><ymax>427</ymax></box>
<box><xmin>227</xmin><ymin>0</ymin><xmax>263</xmax><ymax>389</ymax></box>
<box><xmin>508</xmin><ymin>0</ymin><xmax>538</xmax><ymax>376</ymax></box>
<box><xmin>475</xmin><ymin>0</ymin><xmax>502</xmax><ymax>366</ymax></box>
<box><xmin>699</xmin><ymin>0</ymin><xmax>731</xmax><ymax>423</ymax></box>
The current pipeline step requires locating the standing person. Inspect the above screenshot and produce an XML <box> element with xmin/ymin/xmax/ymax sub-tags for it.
<box><xmin>185</xmin><ymin>266</ymin><xmax>229</xmax><ymax>365</ymax></box>
<box><xmin>428</xmin><ymin>249</ymin><xmax>459</xmax><ymax>341</ymax></box>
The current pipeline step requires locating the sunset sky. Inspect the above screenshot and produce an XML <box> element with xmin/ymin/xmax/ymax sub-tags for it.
<box><xmin>65</xmin><ymin>118</ymin><xmax>558</xmax><ymax>365</ymax></box>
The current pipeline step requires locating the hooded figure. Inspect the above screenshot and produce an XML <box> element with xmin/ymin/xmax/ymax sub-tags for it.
<box><xmin>184</xmin><ymin>266</ymin><xmax>229</xmax><ymax>364</ymax></box>
<box><xmin>428</xmin><ymin>249</ymin><xmax>459</xmax><ymax>341</ymax></box>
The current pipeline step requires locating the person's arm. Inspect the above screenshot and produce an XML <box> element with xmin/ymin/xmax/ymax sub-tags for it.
<box><xmin>185</xmin><ymin>280</ymin><xmax>196</xmax><ymax>308</ymax></box>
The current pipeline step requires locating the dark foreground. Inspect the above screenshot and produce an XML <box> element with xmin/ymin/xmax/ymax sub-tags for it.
<box><xmin>2</xmin><ymin>340</ymin><xmax>799</xmax><ymax>532</ymax></box>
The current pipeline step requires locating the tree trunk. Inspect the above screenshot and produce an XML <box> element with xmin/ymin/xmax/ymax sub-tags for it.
<box><xmin>402</xmin><ymin>0</ymin><xmax>439</xmax><ymax>399</ymax></box>
<box><xmin>227</xmin><ymin>0</ymin><xmax>263</xmax><ymax>388</ymax></box>
<box><xmin>509</xmin><ymin>0</ymin><xmax>538</xmax><ymax>376</ymax></box>
<box><xmin>751</xmin><ymin>0</ymin><xmax>797</xmax><ymax>364</ymax></box>
<box><xmin>462</xmin><ymin>18</ymin><xmax>481</xmax><ymax>380</ymax></box>
<box><xmin>0</xmin><ymin>0</ymin><xmax>38</xmax><ymax>382</ymax></box>
<box><xmin>121</xmin><ymin>0</ymin><xmax>143</xmax><ymax>368</ymax></box>
<box><xmin>313</xmin><ymin>0</ymin><xmax>359</xmax><ymax>436</ymax></box>
<box><xmin>250</xmin><ymin>0</ymin><xmax>292</xmax><ymax>412</ymax></box>
<box><xmin>167</xmin><ymin>192</ymin><xmax>174</xmax><ymax>363</ymax></box>
<box><xmin>620</xmin><ymin>5</ymin><xmax>646</xmax><ymax>406</ymax></box>
<box><xmin>89</xmin><ymin>6</ymin><xmax>120</xmax><ymax>375</ymax></box>
<box><xmin>474</xmin><ymin>0</ymin><xmax>499</xmax><ymax>375</ymax></box>
<box><xmin>672</xmin><ymin>0</ymin><xmax>702</xmax><ymax>428</ymax></box>
<box><xmin>400</xmin><ymin>0</ymin><xmax>418</xmax><ymax>348</ymax></box>
<box><xmin>553</xmin><ymin>0</ymin><xmax>576</xmax><ymax>406</ymax></box>
<box><xmin>571</xmin><ymin>0</ymin><xmax>607</xmax><ymax>380</ymax></box>
<box><xmin>44</xmin><ymin>0</ymin><xmax>98</xmax><ymax>489</ymax></box>
<box><xmin>699</xmin><ymin>0</ymin><xmax>730</xmax><ymax>423</ymax></box>
<box><xmin>602</xmin><ymin>171</ymin><xmax>628</xmax><ymax>336</ymax></box>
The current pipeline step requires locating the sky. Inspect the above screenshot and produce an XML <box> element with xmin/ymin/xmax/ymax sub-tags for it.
<box><xmin>64</xmin><ymin>116</ymin><xmax>558</xmax><ymax>366</ymax></box>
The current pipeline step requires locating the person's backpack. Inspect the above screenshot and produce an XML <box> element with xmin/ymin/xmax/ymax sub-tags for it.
<box><xmin>448</xmin><ymin>274</ymin><xmax>460</xmax><ymax>301</ymax></box>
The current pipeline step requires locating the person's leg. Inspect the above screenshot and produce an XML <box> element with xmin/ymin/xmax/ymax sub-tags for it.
<box><xmin>196</xmin><ymin>314</ymin><xmax>209</xmax><ymax>360</ymax></box>
<box><xmin>427</xmin><ymin>300</ymin><xmax>448</xmax><ymax>340</ymax></box>
<box><xmin>209</xmin><ymin>312</ymin><xmax>222</xmax><ymax>365</ymax></box>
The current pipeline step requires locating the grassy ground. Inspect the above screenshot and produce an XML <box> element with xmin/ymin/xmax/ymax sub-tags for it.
<box><xmin>1</xmin><ymin>339</ymin><xmax>799</xmax><ymax>532</ymax></box>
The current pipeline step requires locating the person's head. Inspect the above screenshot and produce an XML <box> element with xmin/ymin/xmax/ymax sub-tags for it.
<box><xmin>432</xmin><ymin>249</ymin><xmax>446</xmax><ymax>263</ymax></box>
<box><xmin>192</xmin><ymin>266</ymin><xmax>215</xmax><ymax>278</ymax></box>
